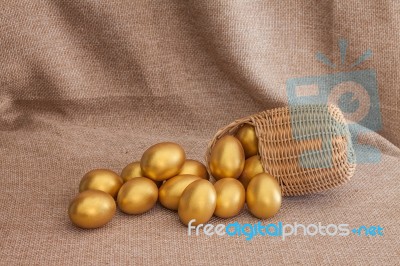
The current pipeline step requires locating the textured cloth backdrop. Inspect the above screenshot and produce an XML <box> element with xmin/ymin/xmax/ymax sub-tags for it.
<box><xmin>1</xmin><ymin>1</ymin><xmax>399</xmax><ymax>265</ymax></box>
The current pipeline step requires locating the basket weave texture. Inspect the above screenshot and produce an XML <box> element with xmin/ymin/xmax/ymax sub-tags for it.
<box><xmin>206</xmin><ymin>104</ymin><xmax>356</xmax><ymax>196</ymax></box>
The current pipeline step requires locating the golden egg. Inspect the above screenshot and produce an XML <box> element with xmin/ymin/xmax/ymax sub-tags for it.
<box><xmin>179</xmin><ymin>159</ymin><xmax>209</xmax><ymax>180</ymax></box>
<box><xmin>238</xmin><ymin>155</ymin><xmax>264</xmax><ymax>189</ymax></box>
<box><xmin>214</xmin><ymin>178</ymin><xmax>245</xmax><ymax>218</ymax></box>
<box><xmin>120</xmin><ymin>161</ymin><xmax>143</xmax><ymax>182</ymax></box>
<box><xmin>246</xmin><ymin>173</ymin><xmax>281</xmax><ymax>219</ymax></box>
<box><xmin>79</xmin><ymin>169</ymin><xmax>123</xmax><ymax>198</ymax></box>
<box><xmin>235</xmin><ymin>124</ymin><xmax>259</xmax><ymax>158</ymax></box>
<box><xmin>121</xmin><ymin>161</ymin><xmax>163</xmax><ymax>187</ymax></box>
<box><xmin>117</xmin><ymin>177</ymin><xmax>158</xmax><ymax>214</ymax></box>
<box><xmin>68</xmin><ymin>190</ymin><xmax>116</xmax><ymax>229</ymax></box>
<box><xmin>209</xmin><ymin>135</ymin><xmax>245</xmax><ymax>180</ymax></box>
<box><xmin>178</xmin><ymin>179</ymin><xmax>216</xmax><ymax>226</ymax></box>
<box><xmin>140</xmin><ymin>142</ymin><xmax>186</xmax><ymax>181</ymax></box>
<box><xmin>159</xmin><ymin>174</ymin><xmax>200</xmax><ymax>210</ymax></box>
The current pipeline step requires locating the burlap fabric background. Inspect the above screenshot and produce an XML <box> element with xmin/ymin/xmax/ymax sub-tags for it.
<box><xmin>1</xmin><ymin>1</ymin><xmax>399</xmax><ymax>265</ymax></box>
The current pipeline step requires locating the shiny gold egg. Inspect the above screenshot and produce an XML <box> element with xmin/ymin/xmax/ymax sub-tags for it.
<box><xmin>79</xmin><ymin>169</ymin><xmax>123</xmax><ymax>198</ymax></box>
<box><xmin>178</xmin><ymin>179</ymin><xmax>216</xmax><ymax>226</ymax></box>
<box><xmin>159</xmin><ymin>174</ymin><xmax>200</xmax><ymax>210</ymax></box>
<box><xmin>140</xmin><ymin>142</ymin><xmax>186</xmax><ymax>181</ymax></box>
<box><xmin>209</xmin><ymin>135</ymin><xmax>245</xmax><ymax>180</ymax></box>
<box><xmin>120</xmin><ymin>161</ymin><xmax>143</xmax><ymax>182</ymax></box>
<box><xmin>117</xmin><ymin>177</ymin><xmax>158</xmax><ymax>214</ymax></box>
<box><xmin>238</xmin><ymin>155</ymin><xmax>264</xmax><ymax>189</ymax></box>
<box><xmin>246</xmin><ymin>173</ymin><xmax>281</xmax><ymax>219</ymax></box>
<box><xmin>68</xmin><ymin>190</ymin><xmax>116</xmax><ymax>229</ymax></box>
<box><xmin>121</xmin><ymin>161</ymin><xmax>163</xmax><ymax>187</ymax></box>
<box><xmin>179</xmin><ymin>159</ymin><xmax>209</xmax><ymax>180</ymax></box>
<box><xmin>214</xmin><ymin>178</ymin><xmax>245</xmax><ymax>218</ymax></box>
<box><xmin>235</xmin><ymin>124</ymin><xmax>259</xmax><ymax>158</ymax></box>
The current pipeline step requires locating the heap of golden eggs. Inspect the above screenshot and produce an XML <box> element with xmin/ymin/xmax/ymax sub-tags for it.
<box><xmin>68</xmin><ymin>130</ymin><xmax>283</xmax><ymax>229</ymax></box>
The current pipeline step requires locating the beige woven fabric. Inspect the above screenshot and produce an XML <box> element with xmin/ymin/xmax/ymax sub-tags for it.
<box><xmin>0</xmin><ymin>1</ymin><xmax>399</xmax><ymax>265</ymax></box>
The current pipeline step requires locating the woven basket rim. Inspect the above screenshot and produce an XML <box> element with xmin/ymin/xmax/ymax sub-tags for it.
<box><xmin>205</xmin><ymin>104</ymin><xmax>356</xmax><ymax>197</ymax></box>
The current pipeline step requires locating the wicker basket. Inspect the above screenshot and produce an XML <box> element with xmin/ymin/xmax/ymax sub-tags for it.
<box><xmin>205</xmin><ymin>104</ymin><xmax>356</xmax><ymax>196</ymax></box>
